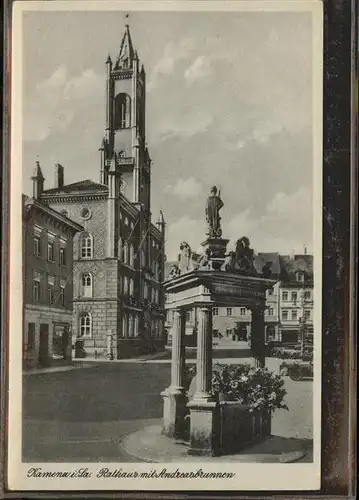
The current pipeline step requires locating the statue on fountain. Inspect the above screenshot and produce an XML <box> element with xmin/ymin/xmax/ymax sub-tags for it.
<box><xmin>205</xmin><ymin>186</ymin><xmax>224</xmax><ymax>238</ymax></box>
<box><xmin>222</xmin><ymin>237</ymin><xmax>258</xmax><ymax>276</ymax></box>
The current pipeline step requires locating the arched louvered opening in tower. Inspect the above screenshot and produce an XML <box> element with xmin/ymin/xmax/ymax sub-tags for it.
<box><xmin>114</xmin><ymin>93</ymin><xmax>131</xmax><ymax>130</ymax></box>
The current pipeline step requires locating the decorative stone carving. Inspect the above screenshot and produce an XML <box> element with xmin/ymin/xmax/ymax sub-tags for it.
<box><xmin>205</xmin><ymin>186</ymin><xmax>224</xmax><ymax>238</ymax></box>
<box><xmin>197</xmin><ymin>248</ymin><xmax>213</xmax><ymax>270</ymax></box>
<box><xmin>221</xmin><ymin>237</ymin><xmax>258</xmax><ymax>276</ymax></box>
<box><xmin>179</xmin><ymin>241</ymin><xmax>193</xmax><ymax>274</ymax></box>
<box><xmin>167</xmin><ymin>264</ymin><xmax>181</xmax><ymax>279</ymax></box>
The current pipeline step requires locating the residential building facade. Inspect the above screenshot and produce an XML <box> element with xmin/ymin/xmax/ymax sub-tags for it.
<box><xmin>23</xmin><ymin>187</ymin><xmax>83</xmax><ymax>368</ymax></box>
<box><xmin>37</xmin><ymin>22</ymin><xmax>166</xmax><ymax>359</ymax></box>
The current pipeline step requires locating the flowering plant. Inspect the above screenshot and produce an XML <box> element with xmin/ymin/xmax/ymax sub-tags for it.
<box><xmin>211</xmin><ymin>363</ymin><xmax>288</xmax><ymax>414</ymax></box>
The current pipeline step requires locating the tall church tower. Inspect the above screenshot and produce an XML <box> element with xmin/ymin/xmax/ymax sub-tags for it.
<box><xmin>99</xmin><ymin>16</ymin><xmax>151</xmax><ymax>214</ymax></box>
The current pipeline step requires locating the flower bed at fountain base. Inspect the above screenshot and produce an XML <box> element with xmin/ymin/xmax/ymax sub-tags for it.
<box><xmin>218</xmin><ymin>402</ymin><xmax>271</xmax><ymax>455</ymax></box>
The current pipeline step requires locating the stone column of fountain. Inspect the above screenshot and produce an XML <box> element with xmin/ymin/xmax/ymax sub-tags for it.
<box><xmin>161</xmin><ymin>307</ymin><xmax>187</xmax><ymax>438</ymax></box>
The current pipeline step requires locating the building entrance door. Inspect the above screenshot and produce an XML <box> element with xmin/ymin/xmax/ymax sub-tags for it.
<box><xmin>266</xmin><ymin>325</ymin><xmax>276</xmax><ymax>341</ymax></box>
<box><xmin>39</xmin><ymin>323</ymin><xmax>49</xmax><ymax>366</ymax></box>
<box><xmin>53</xmin><ymin>324</ymin><xmax>70</xmax><ymax>359</ymax></box>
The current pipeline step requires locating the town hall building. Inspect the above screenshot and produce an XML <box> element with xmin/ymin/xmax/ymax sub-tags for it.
<box><xmin>36</xmin><ymin>20</ymin><xmax>166</xmax><ymax>359</ymax></box>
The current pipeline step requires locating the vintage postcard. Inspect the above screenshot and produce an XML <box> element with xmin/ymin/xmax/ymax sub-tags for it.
<box><xmin>8</xmin><ymin>0</ymin><xmax>323</xmax><ymax>492</ymax></box>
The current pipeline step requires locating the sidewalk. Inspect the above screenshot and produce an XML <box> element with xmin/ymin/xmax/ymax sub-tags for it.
<box><xmin>23</xmin><ymin>360</ymin><xmax>98</xmax><ymax>376</ymax></box>
<box><xmin>77</xmin><ymin>349</ymin><xmax>171</xmax><ymax>364</ymax></box>
<box><xmin>119</xmin><ymin>423</ymin><xmax>311</xmax><ymax>463</ymax></box>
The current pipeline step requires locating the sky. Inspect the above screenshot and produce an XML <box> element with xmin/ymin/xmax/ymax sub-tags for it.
<box><xmin>22</xmin><ymin>8</ymin><xmax>315</xmax><ymax>260</ymax></box>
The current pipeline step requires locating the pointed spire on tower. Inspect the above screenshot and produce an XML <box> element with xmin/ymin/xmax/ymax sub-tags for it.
<box><xmin>114</xmin><ymin>13</ymin><xmax>135</xmax><ymax>70</ymax></box>
<box><xmin>32</xmin><ymin>158</ymin><xmax>44</xmax><ymax>181</ymax></box>
<box><xmin>31</xmin><ymin>158</ymin><xmax>45</xmax><ymax>199</ymax></box>
<box><xmin>156</xmin><ymin>210</ymin><xmax>166</xmax><ymax>234</ymax></box>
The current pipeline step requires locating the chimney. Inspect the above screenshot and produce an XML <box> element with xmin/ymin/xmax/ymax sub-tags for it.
<box><xmin>290</xmin><ymin>249</ymin><xmax>296</xmax><ymax>260</ymax></box>
<box><xmin>54</xmin><ymin>163</ymin><xmax>64</xmax><ymax>189</ymax></box>
<box><xmin>304</xmin><ymin>245</ymin><xmax>307</xmax><ymax>255</ymax></box>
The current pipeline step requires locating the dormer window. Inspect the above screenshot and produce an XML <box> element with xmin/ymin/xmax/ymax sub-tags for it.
<box><xmin>296</xmin><ymin>271</ymin><xmax>305</xmax><ymax>283</ymax></box>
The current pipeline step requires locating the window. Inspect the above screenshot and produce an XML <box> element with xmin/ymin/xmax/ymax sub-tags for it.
<box><xmin>144</xmin><ymin>283</ymin><xmax>148</xmax><ymax>300</ymax></box>
<box><xmin>304</xmin><ymin>309</ymin><xmax>311</xmax><ymax>320</ymax></box>
<box><xmin>141</xmin><ymin>250</ymin><xmax>146</xmax><ymax>267</ymax></box>
<box><xmin>213</xmin><ymin>307</ymin><xmax>219</xmax><ymax>316</ymax></box>
<box><xmin>123</xmin><ymin>242</ymin><xmax>129</xmax><ymax>264</ymax></box>
<box><xmin>118</xmin><ymin>237</ymin><xmax>123</xmax><ymax>260</ymax></box>
<box><xmin>59</xmin><ymin>247</ymin><xmax>66</xmax><ymax>266</ymax></box>
<box><xmin>227</xmin><ymin>308</ymin><xmax>232</xmax><ymax>316</ymax></box>
<box><xmin>120</xmin><ymin>181</ymin><xmax>127</xmax><ymax>196</ymax></box>
<box><xmin>114</xmin><ymin>93</ymin><xmax>131</xmax><ymax>129</ymax></box>
<box><xmin>34</xmin><ymin>236</ymin><xmax>41</xmax><ymax>256</ymax></box>
<box><xmin>122</xmin><ymin>313</ymin><xmax>127</xmax><ymax>337</ymax></box>
<box><xmin>156</xmin><ymin>262</ymin><xmax>160</xmax><ymax>280</ymax></box>
<box><xmin>304</xmin><ymin>291</ymin><xmax>311</xmax><ymax>300</ymax></box>
<box><xmin>47</xmin><ymin>277</ymin><xmax>55</xmax><ymax>304</ymax></box>
<box><xmin>81</xmin><ymin>273</ymin><xmax>93</xmax><ymax>298</ymax></box>
<box><xmin>134</xmin><ymin>315</ymin><xmax>139</xmax><ymax>337</ymax></box>
<box><xmin>129</xmin><ymin>245</ymin><xmax>135</xmax><ymax>267</ymax></box>
<box><xmin>59</xmin><ymin>285</ymin><xmax>65</xmax><ymax>306</ymax></box>
<box><xmin>123</xmin><ymin>276</ymin><xmax>128</xmax><ymax>295</ymax></box>
<box><xmin>33</xmin><ymin>277</ymin><xmax>40</xmax><ymax>303</ymax></box>
<box><xmin>47</xmin><ymin>241</ymin><xmax>54</xmax><ymax>262</ymax></box>
<box><xmin>240</xmin><ymin>307</ymin><xmax>246</xmax><ymax>316</ymax></box>
<box><xmin>129</xmin><ymin>278</ymin><xmax>134</xmax><ymax>297</ymax></box>
<box><xmin>80</xmin><ymin>313</ymin><xmax>92</xmax><ymax>337</ymax></box>
<box><xmin>282</xmin><ymin>292</ymin><xmax>288</xmax><ymax>301</ymax></box>
<box><xmin>80</xmin><ymin>233</ymin><xmax>93</xmax><ymax>259</ymax></box>
<box><xmin>291</xmin><ymin>310</ymin><xmax>298</xmax><ymax>320</ymax></box>
<box><xmin>186</xmin><ymin>311</ymin><xmax>191</xmax><ymax>323</ymax></box>
<box><xmin>27</xmin><ymin>323</ymin><xmax>36</xmax><ymax>350</ymax></box>
<box><xmin>282</xmin><ymin>310</ymin><xmax>289</xmax><ymax>320</ymax></box>
<box><xmin>128</xmin><ymin>315</ymin><xmax>134</xmax><ymax>337</ymax></box>
<box><xmin>296</xmin><ymin>272</ymin><xmax>305</xmax><ymax>282</ymax></box>
<box><xmin>291</xmin><ymin>292</ymin><xmax>298</xmax><ymax>302</ymax></box>
<box><xmin>268</xmin><ymin>308</ymin><xmax>274</xmax><ymax>316</ymax></box>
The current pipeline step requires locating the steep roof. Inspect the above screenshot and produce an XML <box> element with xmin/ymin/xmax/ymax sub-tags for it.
<box><xmin>42</xmin><ymin>179</ymin><xmax>108</xmax><ymax>195</ymax></box>
<box><xmin>114</xmin><ymin>21</ymin><xmax>135</xmax><ymax>70</ymax></box>
<box><xmin>23</xmin><ymin>197</ymin><xmax>84</xmax><ymax>233</ymax></box>
<box><xmin>256</xmin><ymin>252</ymin><xmax>282</xmax><ymax>276</ymax></box>
<box><xmin>280</xmin><ymin>254</ymin><xmax>313</xmax><ymax>282</ymax></box>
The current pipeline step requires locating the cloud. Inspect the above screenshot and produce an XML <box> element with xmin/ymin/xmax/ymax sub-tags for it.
<box><xmin>165</xmin><ymin>177</ymin><xmax>202</xmax><ymax>200</ymax></box>
<box><xmin>147</xmin><ymin>39</ymin><xmax>194</xmax><ymax>90</ymax></box>
<box><xmin>224</xmin><ymin>186</ymin><xmax>313</xmax><ymax>254</ymax></box>
<box><xmin>184</xmin><ymin>56</ymin><xmax>212</xmax><ymax>86</ymax></box>
<box><xmin>151</xmin><ymin>109</ymin><xmax>213</xmax><ymax>143</ymax></box>
<box><xmin>24</xmin><ymin>66</ymin><xmax>103</xmax><ymax>142</ymax></box>
<box><xmin>228</xmin><ymin>123</ymin><xmax>286</xmax><ymax>151</ymax></box>
<box><xmin>166</xmin><ymin>216</ymin><xmax>205</xmax><ymax>260</ymax></box>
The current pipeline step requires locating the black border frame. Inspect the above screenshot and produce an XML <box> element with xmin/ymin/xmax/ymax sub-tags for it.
<box><xmin>1</xmin><ymin>0</ymin><xmax>357</xmax><ymax>497</ymax></box>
